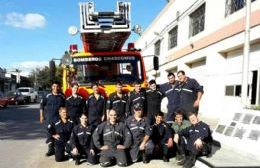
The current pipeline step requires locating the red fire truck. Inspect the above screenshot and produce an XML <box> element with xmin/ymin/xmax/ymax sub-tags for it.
<box><xmin>50</xmin><ymin>1</ymin><xmax>157</xmax><ymax>98</ymax></box>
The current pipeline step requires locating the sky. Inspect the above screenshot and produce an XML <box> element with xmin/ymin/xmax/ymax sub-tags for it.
<box><xmin>0</xmin><ymin>0</ymin><xmax>167</xmax><ymax>76</ymax></box>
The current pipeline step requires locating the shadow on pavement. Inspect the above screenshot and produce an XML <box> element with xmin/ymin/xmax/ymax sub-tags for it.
<box><xmin>0</xmin><ymin>105</ymin><xmax>45</xmax><ymax>140</ymax></box>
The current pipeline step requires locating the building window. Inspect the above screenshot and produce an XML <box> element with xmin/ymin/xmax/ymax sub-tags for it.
<box><xmin>189</xmin><ymin>3</ymin><xmax>205</xmax><ymax>37</ymax></box>
<box><xmin>225</xmin><ymin>0</ymin><xmax>256</xmax><ymax>16</ymax></box>
<box><xmin>166</xmin><ymin>66</ymin><xmax>178</xmax><ymax>74</ymax></box>
<box><xmin>154</xmin><ymin>40</ymin><xmax>161</xmax><ymax>56</ymax></box>
<box><xmin>225</xmin><ymin>85</ymin><xmax>235</xmax><ymax>96</ymax></box>
<box><xmin>186</xmin><ymin>57</ymin><xmax>206</xmax><ymax>68</ymax></box>
<box><xmin>225</xmin><ymin>85</ymin><xmax>241</xmax><ymax>96</ymax></box>
<box><xmin>168</xmin><ymin>26</ymin><xmax>178</xmax><ymax>50</ymax></box>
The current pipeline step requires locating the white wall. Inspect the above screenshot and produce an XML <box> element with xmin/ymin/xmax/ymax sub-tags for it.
<box><xmin>136</xmin><ymin>0</ymin><xmax>260</xmax><ymax>119</ymax></box>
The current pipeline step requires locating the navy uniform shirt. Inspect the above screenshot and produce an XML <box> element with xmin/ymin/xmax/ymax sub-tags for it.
<box><xmin>125</xmin><ymin>116</ymin><xmax>152</xmax><ymax>144</ymax></box>
<box><xmin>86</xmin><ymin>94</ymin><xmax>106</xmax><ymax>126</ymax></box>
<box><xmin>107</xmin><ymin>92</ymin><xmax>128</xmax><ymax>122</ymax></box>
<box><xmin>65</xmin><ymin>95</ymin><xmax>85</xmax><ymax>123</ymax></box>
<box><xmin>146</xmin><ymin>88</ymin><xmax>162</xmax><ymax>117</ymax></box>
<box><xmin>70</xmin><ymin>124</ymin><xmax>95</xmax><ymax>149</ymax></box>
<box><xmin>126</xmin><ymin>90</ymin><xmax>146</xmax><ymax>116</ymax></box>
<box><xmin>152</xmin><ymin>122</ymin><xmax>173</xmax><ymax>145</ymax></box>
<box><xmin>93</xmin><ymin>121</ymin><xmax>132</xmax><ymax>150</ymax></box>
<box><xmin>40</xmin><ymin>93</ymin><xmax>65</xmax><ymax>123</ymax></box>
<box><xmin>178</xmin><ymin>121</ymin><xmax>213</xmax><ymax>152</ymax></box>
<box><xmin>48</xmin><ymin>120</ymin><xmax>74</xmax><ymax>144</ymax></box>
<box><xmin>178</xmin><ymin>77</ymin><xmax>203</xmax><ymax>114</ymax></box>
<box><xmin>160</xmin><ymin>82</ymin><xmax>180</xmax><ymax>113</ymax></box>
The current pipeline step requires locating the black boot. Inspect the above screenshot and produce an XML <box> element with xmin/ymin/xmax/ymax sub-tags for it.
<box><xmin>75</xmin><ymin>157</ymin><xmax>80</xmax><ymax>165</ymax></box>
<box><xmin>177</xmin><ymin>154</ymin><xmax>186</xmax><ymax>165</ymax></box>
<box><xmin>163</xmin><ymin>155</ymin><xmax>169</xmax><ymax>162</ymax></box>
<box><xmin>183</xmin><ymin>155</ymin><xmax>196</xmax><ymax>168</ymax></box>
<box><xmin>45</xmin><ymin>143</ymin><xmax>55</xmax><ymax>157</ymax></box>
<box><xmin>142</xmin><ymin>152</ymin><xmax>150</xmax><ymax>164</ymax></box>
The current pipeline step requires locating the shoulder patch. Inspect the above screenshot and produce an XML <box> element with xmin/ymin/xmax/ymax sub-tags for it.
<box><xmin>55</xmin><ymin>120</ymin><xmax>61</xmax><ymax>125</ymax></box>
<box><xmin>66</xmin><ymin>96</ymin><xmax>72</xmax><ymax>100</ymax></box>
<box><xmin>58</xmin><ymin>93</ymin><xmax>65</xmax><ymax>99</ymax></box>
<box><xmin>46</xmin><ymin>93</ymin><xmax>52</xmax><ymax>98</ymax></box>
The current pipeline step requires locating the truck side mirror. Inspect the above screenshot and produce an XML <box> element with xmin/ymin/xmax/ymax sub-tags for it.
<box><xmin>153</xmin><ymin>56</ymin><xmax>159</xmax><ymax>70</ymax></box>
<box><xmin>49</xmin><ymin>60</ymin><xmax>56</xmax><ymax>83</ymax></box>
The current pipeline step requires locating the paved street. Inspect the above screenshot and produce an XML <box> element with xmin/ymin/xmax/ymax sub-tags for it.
<box><xmin>0</xmin><ymin>104</ymin><xmax>182</xmax><ymax>168</ymax></box>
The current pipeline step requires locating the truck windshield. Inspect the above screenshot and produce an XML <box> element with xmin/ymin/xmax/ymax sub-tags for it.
<box><xmin>72</xmin><ymin>55</ymin><xmax>144</xmax><ymax>84</ymax></box>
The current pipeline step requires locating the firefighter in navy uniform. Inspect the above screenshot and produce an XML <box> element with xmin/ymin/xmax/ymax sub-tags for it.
<box><xmin>174</xmin><ymin>112</ymin><xmax>213</xmax><ymax>168</ymax></box>
<box><xmin>85</xmin><ymin>83</ymin><xmax>106</xmax><ymax>127</ymax></box>
<box><xmin>160</xmin><ymin>72</ymin><xmax>180</xmax><ymax>124</ymax></box>
<box><xmin>146</xmin><ymin>79</ymin><xmax>162</xmax><ymax>125</ymax></box>
<box><xmin>65</xmin><ymin>83</ymin><xmax>85</xmax><ymax>125</ymax></box>
<box><xmin>48</xmin><ymin>107</ymin><xmax>74</xmax><ymax>162</ymax></box>
<box><xmin>93</xmin><ymin>109</ymin><xmax>132</xmax><ymax>167</ymax></box>
<box><xmin>126</xmin><ymin>81</ymin><xmax>146</xmax><ymax>117</ymax></box>
<box><xmin>40</xmin><ymin>81</ymin><xmax>65</xmax><ymax>156</ymax></box>
<box><xmin>125</xmin><ymin>103</ymin><xmax>154</xmax><ymax>164</ymax></box>
<box><xmin>151</xmin><ymin>112</ymin><xmax>174</xmax><ymax>162</ymax></box>
<box><xmin>70</xmin><ymin>113</ymin><xmax>97</xmax><ymax>165</ymax></box>
<box><xmin>106</xmin><ymin>81</ymin><xmax>128</xmax><ymax>122</ymax></box>
<box><xmin>177</xmin><ymin>70</ymin><xmax>203</xmax><ymax>118</ymax></box>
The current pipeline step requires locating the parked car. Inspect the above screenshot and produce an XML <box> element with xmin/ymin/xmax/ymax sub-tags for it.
<box><xmin>0</xmin><ymin>91</ymin><xmax>9</xmax><ymax>108</ymax></box>
<box><xmin>6</xmin><ymin>91</ymin><xmax>25</xmax><ymax>105</ymax></box>
<box><xmin>17</xmin><ymin>87</ymin><xmax>38</xmax><ymax>103</ymax></box>
<box><xmin>37</xmin><ymin>90</ymin><xmax>49</xmax><ymax>101</ymax></box>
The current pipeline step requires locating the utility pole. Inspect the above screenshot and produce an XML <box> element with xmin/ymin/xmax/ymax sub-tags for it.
<box><xmin>241</xmin><ymin>0</ymin><xmax>251</xmax><ymax>107</ymax></box>
<box><xmin>34</xmin><ymin>68</ymin><xmax>37</xmax><ymax>89</ymax></box>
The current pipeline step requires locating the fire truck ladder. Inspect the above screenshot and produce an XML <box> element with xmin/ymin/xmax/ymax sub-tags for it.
<box><xmin>79</xmin><ymin>1</ymin><xmax>131</xmax><ymax>52</ymax></box>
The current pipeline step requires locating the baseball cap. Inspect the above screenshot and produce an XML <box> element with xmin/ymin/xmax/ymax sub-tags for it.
<box><xmin>133</xmin><ymin>103</ymin><xmax>143</xmax><ymax>111</ymax></box>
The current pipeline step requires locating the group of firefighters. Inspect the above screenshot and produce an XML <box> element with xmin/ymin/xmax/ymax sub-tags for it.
<box><xmin>39</xmin><ymin>70</ymin><xmax>213</xmax><ymax>168</ymax></box>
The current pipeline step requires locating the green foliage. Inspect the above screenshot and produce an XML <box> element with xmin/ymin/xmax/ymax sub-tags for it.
<box><xmin>248</xmin><ymin>105</ymin><xmax>260</xmax><ymax>111</ymax></box>
<box><xmin>28</xmin><ymin>65</ymin><xmax>62</xmax><ymax>90</ymax></box>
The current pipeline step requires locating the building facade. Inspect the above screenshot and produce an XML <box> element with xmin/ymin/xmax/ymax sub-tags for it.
<box><xmin>135</xmin><ymin>0</ymin><xmax>260</xmax><ymax>119</ymax></box>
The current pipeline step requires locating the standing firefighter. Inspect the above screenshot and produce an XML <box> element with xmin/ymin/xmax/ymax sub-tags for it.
<box><xmin>93</xmin><ymin>109</ymin><xmax>132</xmax><ymax>167</ymax></box>
<box><xmin>106</xmin><ymin>81</ymin><xmax>128</xmax><ymax>122</ymax></box>
<box><xmin>126</xmin><ymin>81</ymin><xmax>146</xmax><ymax>117</ymax></box>
<box><xmin>65</xmin><ymin>83</ymin><xmax>85</xmax><ymax>125</ymax></box>
<box><xmin>177</xmin><ymin>70</ymin><xmax>203</xmax><ymax>118</ymax></box>
<box><xmin>85</xmin><ymin>83</ymin><xmax>106</xmax><ymax>127</ymax></box>
<box><xmin>146</xmin><ymin>79</ymin><xmax>162</xmax><ymax>125</ymax></box>
<box><xmin>160</xmin><ymin>73</ymin><xmax>180</xmax><ymax>124</ymax></box>
<box><xmin>40</xmin><ymin>81</ymin><xmax>65</xmax><ymax>156</ymax></box>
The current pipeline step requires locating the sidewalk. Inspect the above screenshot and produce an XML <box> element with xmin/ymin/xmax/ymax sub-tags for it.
<box><xmin>196</xmin><ymin>144</ymin><xmax>260</xmax><ymax>168</ymax></box>
<box><xmin>196</xmin><ymin>115</ymin><xmax>260</xmax><ymax>168</ymax></box>
<box><xmin>33</xmin><ymin>146</ymin><xmax>184</xmax><ymax>168</ymax></box>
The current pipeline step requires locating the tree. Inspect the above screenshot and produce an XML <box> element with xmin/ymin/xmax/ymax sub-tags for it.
<box><xmin>28</xmin><ymin>65</ymin><xmax>62</xmax><ymax>90</ymax></box>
